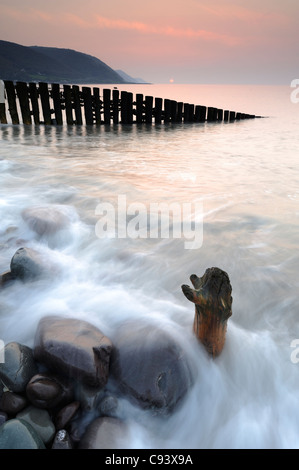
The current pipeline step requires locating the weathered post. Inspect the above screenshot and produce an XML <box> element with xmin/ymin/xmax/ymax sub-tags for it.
<box><xmin>164</xmin><ymin>99</ymin><xmax>171</xmax><ymax>123</ymax></box>
<box><xmin>4</xmin><ymin>81</ymin><xmax>19</xmax><ymax>124</ymax></box>
<box><xmin>51</xmin><ymin>83</ymin><xmax>63</xmax><ymax>125</ymax></box>
<box><xmin>127</xmin><ymin>92</ymin><xmax>133</xmax><ymax>124</ymax></box>
<box><xmin>177</xmin><ymin>102</ymin><xmax>183</xmax><ymax>123</ymax></box>
<box><xmin>39</xmin><ymin>82</ymin><xmax>52</xmax><ymax>125</ymax></box>
<box><xmin>103</xmin><ymin>88</ymin><xmax>111</xmax><ymax>124</ymax></box>
<box><xmin>0</xmin><ymin>80</ymin><xmax>7</xmax><ymax>124</ymax></box>
<box><xmin>181</xmin><ymin>267</ymin><xmax>232</xmax><ymax>357</ymax></box>
<box><xmin>82</xmin><ymin>86</ymin><xmax>93</xmax><ymax>125</ymax></box>
<box><xmin>72</xmin><ymin>85</ymin><xmax>82</xmax><ymax>125</ymax></box>
<box><xmin>154</xmin><ymin>97</ymin><xmax>162</xmax><ymax>124</ymax></box>
<box><xmin>145</xmin><ymin>96</ymin><xmax>153</xmax><ymax>123</ymax></box>
<box><xmin>16</xmin><ymin>82</ymin><xmax>32</xmax><ymax>125</ymax></box>
<box><xmin>93</xmin><ymin>87</ymin><xmax>101</xmax><ymax>125</ymax></box>
<box><xmin>112</xmin><ymin>89</ymin><xmax>119</xmax><ymax>124</ymax></box>
<box><xmin>121</xmin><ymin>91</ymin><xmax>128</xmax><ymax>124</ymax></box>
<box><xmin>136</xmin><ymin>94</ymin><xmax>144</xmax><ymax>123</ymax></box>
<box><xmin>29</xmin><ymin>83</ymin><xmax>41</xmax><ymax>124</ymax></box>
<box><xmin>170</xmin><ymin>100</ymin><xmax>178</xmax><ymax>122</ymax></box>
<box><xmin>63</xmin><ymin>85</ymin><xmax>74</xmax><ymax>125</ymax></box>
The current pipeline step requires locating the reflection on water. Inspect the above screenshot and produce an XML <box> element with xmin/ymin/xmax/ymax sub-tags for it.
<box><xmin>0</xmin><ymin>84</ymin><xmax>299</xmax><ymax>448</ymax></box>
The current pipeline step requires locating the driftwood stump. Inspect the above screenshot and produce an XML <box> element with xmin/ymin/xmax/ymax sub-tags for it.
<box><xmin>181</xmin><ymin>267</ymin><xmax>232</xmax><ymax>357</ymax></box>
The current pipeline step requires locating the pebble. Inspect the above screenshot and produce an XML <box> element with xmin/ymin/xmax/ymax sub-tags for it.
<box><xmin>0</xmin><ymin>342</ymin><xmax>38</xmax><ymax>393</ymax></box>
<box><xmin>0</xmin><ymin>418</ymin><xmax>46</xmax><ymax>449</ymax></box>
<box><xmin>16</xmin><ymin>405</ymin><xmax>56</xmax><ymax>445</ymax></box>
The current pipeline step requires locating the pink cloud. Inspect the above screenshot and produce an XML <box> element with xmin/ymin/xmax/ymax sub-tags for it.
<box><xmin>94</xmin><ymin>15</ymin><xmax>240</xmax><ymax>46</ymax></box>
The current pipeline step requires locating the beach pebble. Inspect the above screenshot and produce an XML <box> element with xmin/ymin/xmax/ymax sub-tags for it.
<box><xmin>26</xmin><ymin>373</ymin><xmax>73</xmax><ymax>409</ymax></box>
<box><xmin>98</xmin><ymin>395</ymin><xmax>119</xmax><ymax>418</ymax></box>
<box><xmin>0</xmin><ymin>418</ymin><xmax>46</xmax><ymax>449</ymax></box>
<box><xmin>0</xmin><ymin>342</ymin><xmax>38</xmax><ymax>393</ymax></box>
<box><xmin>34</xmin><ymin>316</ymin><xmax>113</xmax><ymax>388</ymax></box>
<box><xmin>79</xmin><ymin>417</ymin><xmax>130</xmax><ymax>449</ymax></box>
<box><xmin>0</xmin><ymin>391</ymin><xmax>27</xmax><ymax>415</ymax></box>
<box><xmin>10</xmin><ymin>246</ymin><xmax>48</xmax><ymax>281</ymax></box>
<box><xmin>16</xmin><ymin>405</ymin><xmax>55</xmax><ymax>445</ymax></box>
<box><xmin>22</xmin><ymin>205</ymin><xmax>71</xmax><ymax>236</ymax></box>
<box><xmin>110</xmin><ymin>321</ymin><xmax>194</xmax><ymax>412</ymax></box>
<box><xmin>55</xmin><ymin>401</ymin><xmax>80</xmax><ymax>430</ymax></box>
<box><xmin>0</xmin><ymin>412</ymin><xmax>8</xmax><ymax>426</ymax></box>
<box><xmin>51</xmin><ymin>429</ymin><xmax>74</xmax><ymax>449</ymax></box>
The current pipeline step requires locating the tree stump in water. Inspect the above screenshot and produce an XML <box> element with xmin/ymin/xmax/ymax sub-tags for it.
<box><xmin>181</xmin><ymin>267</ymin><xmax>232</xmax><ymax>357</ymax></box>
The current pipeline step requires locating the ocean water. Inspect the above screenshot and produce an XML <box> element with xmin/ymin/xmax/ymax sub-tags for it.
<box><xmin>0</xmin><ymin>83</ymin><xmax>299</xmax><ymax>449</ymax></box>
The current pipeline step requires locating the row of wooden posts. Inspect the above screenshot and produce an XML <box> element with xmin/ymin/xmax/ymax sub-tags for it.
<box><xmin>0</xmin><ymin>80</ymin><xmax>259</xmax><ymax>126</ymax></box>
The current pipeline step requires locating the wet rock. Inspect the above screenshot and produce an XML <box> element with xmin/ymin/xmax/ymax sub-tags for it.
<box><xmin>0</xmin><ymin>270</ymin><xmax>13</xmax><ymax>287</ymax></box>
<box><xmin>98</xmin><ymin>395</ymin><xmax>119</xmax><ymax>418</ymax></box>
<box><xmin>0</xmin><ymin>412</ymin><xmax>8</xmax><ymax>426</ymax></box>
<box><xmin>0</xmin><ymin>418</ymin><xmax>46</xmax><ymax>449</ymax></box>
<box><xmin>55</xmin><ymin>401</ymin><xmax>80</xmax><ymax>430</ymax></box>
<box><xmin>110</xmin><ymin>321</ymin><xmax>194</xmax><ymax>413</ymax></box>
<box><xmin>16</xmin><ymin>405</ymin><xmax>55</xmax><ymax>445</ymax></box>
<box><xmin>26</xmin><ymin>373</ymin><xmax>73</xmax><ymax>409</ymax></box>
<box><xmin>51</xmin><ymin>429</ymin><xmax>74</xmax><ymax>449</ymax></box>
<box><xmin>10</xmin><ymin>247</ymin><xmax>48</xmax><ymax>281</ymax></box>
<box><xmin>79</xmin><ymin>417</ymin><xmax>130</xmax><ymax>449</ymax></box>
<box><xmin>22</xmin><ymin>205</ymin><xmax>72</xmax><ymax>236</ymax></box>
<box><xmin>0</xmin><ymin>391</ymin><xmax>27</xmax><ymax>415</ymax></box>
<box><xmin>0</xmin><ymin>342</ymin><xmax>38</xmax><ymax>393</ymax></box>
<box><xmin>34</xmin><ymin>316</ymin><xmax>113</xmax><ymax>388</ymax></box>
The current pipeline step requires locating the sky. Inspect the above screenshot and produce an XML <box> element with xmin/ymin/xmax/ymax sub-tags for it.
<box><xmin>0</xmin><ymin>0</ymin><xmax>298</xmax><ymax>84</ymax></box>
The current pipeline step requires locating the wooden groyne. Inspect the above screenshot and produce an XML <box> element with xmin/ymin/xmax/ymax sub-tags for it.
<box><xmin>0</xmin><ymin>80</ymin><xmax>260</xmax><ymax>126</ymax></box>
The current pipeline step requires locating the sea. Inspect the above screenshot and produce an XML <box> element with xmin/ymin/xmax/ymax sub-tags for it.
<box><xmin>0</xmin><ymin>83</ymin><xmax>299</xmax><ymax>449</ymax></box>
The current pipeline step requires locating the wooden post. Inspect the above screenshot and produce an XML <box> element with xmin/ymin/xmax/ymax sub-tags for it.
<box><xmin>121</xmin><ymin>91</ymin><xmax>128</xmax><ymax>124</ymax></box>
<box><xmin>145</xmin><ymin>96</ymin><xmax>153</xmax><ymax>124</ymax></box>
<box><xmin>217</xmin><ymin>109</ymin><xmax>223</xmax><ymax>121</ymax></box>
<box><xmin>39</xmin><ymin>82</ymin><xmax>52</xmax><ymax>125</ymax></box>
<box><xmin>170</xmin><ymin>100</ymin><xmax>178</xmax><ymax>122</ymax></box>
<box><xmin>136</xmin><ymin>94</ymin><xmax>144</xmax><ymax>123</ymax></box>
<box><xmin>207</xmin><ymin>107</ymin><xmax>217</xmax><ymax>122</ymax></box>
<box><xmin>224</xmin><ymin>110</ymin><xmax>229</xmax><ymax>122</ymax></box>
<box><xmin>111</xmin><ymin>89</ymin><xmax>119</xmax><ymax>124</ymax></box>
<box><xmin>0</xmin><ymin>80</ymin><xmax>7</xmax><ymax>124</ymax></box>
<box><xmin>63</xmin><ymin>85</ymin><xmax>74</xmax><ymax>125</ymax></box>
<box><xmin>93</xmin><ymin>87</ymin><xmax>102</xmax><ymax>125</ymax></box>
<box><xmin>72</xmin><ymin>85</ymin><xmax>82</xmax><ymax>125</ymax></box>
<box><xmin>29</xmin><ymin>83</ymin><xmax>40</xmax><ymax>124</ymax></box>
<box><xmin>164</xmin><ymin>99</ymin><xmax>171</xmax><ymax>123</ymax></box>
<box><xmin>183</xmin><ymin>103</ymin><xmax>190</xmax><ymax>122</ymax></box>
<box><xmin>154</xmin><ymin>97</ymin><xmax>163</xmax><ymax>124</ymax></box>
<box><xmin>81</xmin><ymin>86</ymin><xmax>93</xmax><ymax>125</ymax></box>
<box><xmin>188</xmin><ymin>104</ymin><xmax>194</xmax><ymax>122</ymax></box>
<box><xmin>83</xmin><ymin>86</ymin><xmax>94</xmax><ymax>125</ymax></box>
<box><xmin>181</xmin><ymin>267</ymin><xmax>233</xmax><ymax>357</ymax></box>
<box><xmin>229</xmin><ymin>111</ymin><xmax>236</xmax><ymax>121</ymax></box>
<box><xmin>177</xmin><ymin>102</ymin><xmax>183</xmax><ymax>123</ymax></box>
<box><xmin>127</xmin><ymin>92</ymin><xmax>133</xmax><ymax>124</ymax></box>
<box><xmin>103</xmin><ymin>88</ymin><xmax>111</xmax><ymax>124</ymax></box>
<box><xmin>51</xmin><ymin>83</ymin><xmax>63</xmax><ymax>125</ymax></box>
<box><xmin>4</xmin><ymin>81</ymin><xmax>19</xmax><ymax>124</ymax></box>
<box><xmin>16</xmin><ymin>82</ymin><xmax>32</xmax><ymax>125</ymax></box>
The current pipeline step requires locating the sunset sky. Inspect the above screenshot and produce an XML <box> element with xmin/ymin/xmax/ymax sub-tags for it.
<box><xmin>0</xmin><ymin>0</ymin><xmax>298</xmax><ymax>84</ymax></box>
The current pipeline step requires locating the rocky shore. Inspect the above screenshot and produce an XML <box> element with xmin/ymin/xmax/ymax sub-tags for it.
<box><xmin>0</xmin><ymin>244</ymin><xmax>194</xmax><ymax>449</ymax></box>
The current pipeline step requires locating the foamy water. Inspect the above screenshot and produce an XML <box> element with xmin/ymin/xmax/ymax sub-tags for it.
<box><xmin>0</xmin><ymin>84</ymin><xmax>299</xmax><ymax>448</ymax></box>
